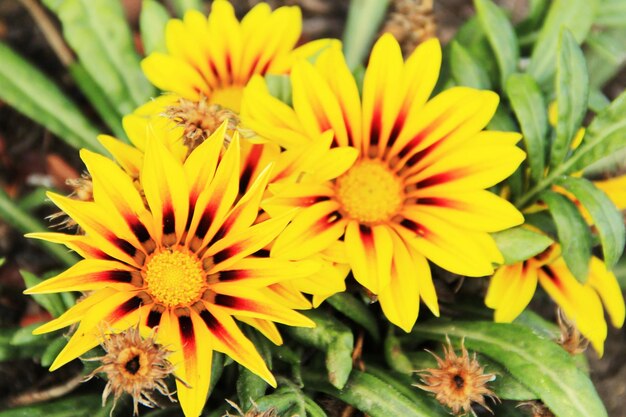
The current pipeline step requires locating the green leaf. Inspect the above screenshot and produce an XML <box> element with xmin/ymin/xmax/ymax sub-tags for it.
<box><xmin>551</xmin><ymin>29</ymin><xmax>589</xmax><ymax>169</ymax></box>
<box><xmin>51</xmin><ymin>0</ymin><xmax>156</xmax><ymax>115</ymax></box>
<box><xmin>0</xmin><ymin>43</ymin><xmax>103</xmax><ymax>152</ymax></box>
<box><xmin>41</xmin><ymin>336</ymin><xmax>67</xmax><ymax>367</ymax></box>
<box><xmin>556</xmin><ymin>176</ymin><xmax>625</xmax><ymax>268</ymax></box>
<box><xmin>570</xmin><ymin>89</ymin><xmax>626</xmax><ymax>172</ymax></box>
<box><xmin>384</xmin><ymin>329</ymin><xmax>414</xmax><ymax>374</ymax></box>
<box><xmin>540</xmin><ymin>190</ymin><xmax>592</xmax><ymax>282</ymax></box>
<box><xmin>506</xmin><ymin>73</ymin><xmax>548</xmax><ymax>184</ymax></box>
<box><xmin>265</xmin><ymin>74</ymin><xmax>293</xmax><ymax>106</ymax></box>
<box><xmin>21</xmin><ymin>270</ymin><xmax>68</xmax><ymax>317</ymax></box>
<box><xmin>303</xmin><ymin>369</ymin><xmax>448</xmax><ymax>417</ymax></box>
<box><xmin>596</xmin><ymin>0</ymin><xmax>626</xmax><ymax>27</ymax></box>
<box><xmin>412</xmin><ymin>321</ymin><xmax>607</xmax><ymax>417</ymax></box>
<box><xmin>286</xmin><ymin>310</ymin><xmax>353</xmax><ymax>389</ymax></box>
<box><xmin>140</xmin><ymin>0</ymin><xmax>170</xmax><ymax>55</ymax></box>
<box><xmin>586</xmin><ymin>28</ymin><xmax>626</xmax><ymax>90</ymax></box>
<box><xmin>474</xmin><ymin>0</ymin><xmax>519</xmax><ymax>87</ymax></box>
<box><xmin>342</xmin><ymin>0</ymin><xmax>391</xmax><ymax>69</ymax></box>
<box><xmin>237</xmin><ymin>367</ymin><xmax>268</xmax><ymax>412</ymax></box>
<box><xmin>487</xmin><ymin>103</ymin><xmax>517</xmax><ymax>131</ymax></box>
<box><xmin>326</xmin><ymin>292</ymin><xmax>380</xmax><ymax>341</ymax></box>
<box><xmin>492</xmin><ymin>226</ymin><xmax>554</xmax><ymax>265</ymax></box>
<box><xmin>69</xmin><ymin>62</ymin><xmax>126</xmax><ymax>140</ymax></box>
<box><xmin>10</xmin><ymin>323</ymin><xmax>47</xmax><ymax>346</ymax></box>
<box><xmin>527</xmin><ymin>0</ymin><xmax>599</xmax><ymax>90</ymax></box>
<box><xmin>0</xmin><ymin>394</ymin><xmax>103</xmax><ymax>417</ymax></box>
<box><xmin>449</xmin><ymin>41</ymin><xmax>491</xmax><ymax>89</ymax></box>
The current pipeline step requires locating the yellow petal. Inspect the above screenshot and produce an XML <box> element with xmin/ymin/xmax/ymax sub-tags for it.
<box><xmin>345</xmin><ymin>221</ymin><xmax>393</xmax><ymax>294</ymax></box>
<box><xmin>587</xmin><ymin>257</ymin><xmax>625</xmax><ymax>328</ymax></box>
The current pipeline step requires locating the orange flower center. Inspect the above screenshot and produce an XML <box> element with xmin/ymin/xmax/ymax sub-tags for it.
<box><xmin>335</xmin><ymin>159</ymin><xmax>404</xmax><ymax>223</ymax></box>
<box><xmin>144</xmin><ymin>249</ymin><xmax>206</xmax><ymax>307</ymax></box>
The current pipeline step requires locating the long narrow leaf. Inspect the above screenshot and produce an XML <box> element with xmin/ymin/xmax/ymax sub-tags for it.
<box><xmin>342</xmin><ymin>0</ymin><xmax>390</xmax><ymax>69</ymax></box>
<box><xmin>491</xmin><ymin>226</ymin><xmax>554</xmax><ymax>265</ymax></box>
<box><xmin>540</xmin><ymin>190</ymin><xmax>592</xmax><ymax>282</ymax></box>
<box><xmin>527</xmin><ymin>0</ymin><xmax>599</xmax><ymax>90</ymax></box>
<box><xmin>141</xmin><ymin>0</ymin><xmax>170</xmax><ymax>55</ymax></box>
<box><xmin>551</xmin><ymin>29</ymin><xmax>589</xmax><ymax>169</ymax></box>
<box><xmin>557</xmin><ymin>176</ymin><xmax>625</xmax><ymax>268</ymax></box>
<box><xmin>412</xmin><ymin>321</ymin><xmax>607</xmax><ymax>417</ymax></box>
<box><xmin>474</xmin><ymin>0</ymin><xmax>519</xmax><ymax>87</ymax></box>
<box><xmin>0</xmin><ymin>43</ymin><xmax>102</xmax><ymax>152</ymax></box>
<box><xmin>506</xmin><ymin>73</ymin><xmax>548</xmax><ymax>184</ymax></box>
<box><xmin>449</xmin><ymin>41</ymin><xmax>492</xmax><ymax>89</ymax></box>
<box><xmin>570</xmin><ymin>89</ymin><xmax>626</xmax><ymax>172</ymax></box>
<box><xmin>303</xmin><ymin>370</ymin><xmax>448</xmax><ymax>417</ymax></box>
<box><xmin>50</xmin><ymin>0</ymin><xmax>156</xmax><ymax>115</ymax></box>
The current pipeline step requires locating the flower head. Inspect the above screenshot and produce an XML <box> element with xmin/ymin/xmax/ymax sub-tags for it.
<box><xmin>84</xmin><ymin>326</ymin><xmax>177</xmax><ymax>415</ymax></box>
<box><xmin>141</xmin><ymin>0</ymin><xmax>336</xmax><ymax>112</ymax></box>
<box><xmin>25</xmin><ymin>126</ymin><xmax>316</xmax><ymax>417</ymax></box>
<box><xmin>486</xmin><ymin>243</ymin><xmax>625</xmax><ymax>355</ymax></box>
<box><xmin>415</xmin><ymin>337</ymin><xmax>498</xmax><ymax>415</ymax></box>
<box><xmin>243</xmin><ymin>34</ymin><xmax>525</xmax><ymax>331</ymax></box>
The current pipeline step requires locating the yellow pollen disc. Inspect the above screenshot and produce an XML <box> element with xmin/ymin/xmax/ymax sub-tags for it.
<box><xmin>144</xmin><ymin>250</ymin><xmax>205</xmax><ymax>307</ymax></box>
<box><xmin>336</xmin><ymin>160</ymin><xmax>404</xmax><ymax>223</ymax></box>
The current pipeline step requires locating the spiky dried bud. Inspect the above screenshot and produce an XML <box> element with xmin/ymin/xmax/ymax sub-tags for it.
<box><xmin>47</xmin><ymin>173</ymin><xmax>93</xmax><ymax>230</ymax></box>
<box><xmin>415</xmin><ymin>336</ymin><xmax>499</xmax><ymax>416</ymax></box>
<box><xmin>164</xmin><ymin>96</ymin><xmax>254</xmax><ymax>153</ymax></box>
<box><xmin>382</xmin><ymin>0</ymin><xmax>436</xmax><ymax>56</ymax></box>
<box><xmin>556</xmin><ymin>309</ymin><xmax>589</xmax><ymax>355</ymax></box>
<box><xmin>84</xmin><ymin>326</ymin><xmax>178</xmax><ymax>416</ymax></box>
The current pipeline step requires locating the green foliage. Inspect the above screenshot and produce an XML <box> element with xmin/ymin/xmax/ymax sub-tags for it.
<box><xmin>0</xmin><ymin>395</ymin><xmax>107</xmax><ymax>417</ymax></box>
<box><xmin>412</xmin><ymin>321</ymin><xmax>608</xmax><ymax>417</ymax></box>
<box><xmin>492</xmin><ymin>226</ymin><xmax>554</xmax><ymax>265</ymax></box>
<box><xmin>527</xmin><ymin>0</ymin><xmax>599</xmax><ymax>90</ymax></box>
<box><xmin>46</xmin><ymin>0</ymin><xmax>156</xmax><ymax>116</ymax></box>
<box><xmin>506</xmin><ymin>74</ymin><xmax>548</xmax><ymax>184</ymax></box>
<box><xmin>474</xmin><ymin>0</ymin><xmax>519</xmax><ymax>87</ymax></box>
<box><xmin>342</xmin><ymin>0</ymin><xmax>391</xmax><ymax>69</ymax></box>
<box><xmin>140</xmin><ymin>0</ymin><xmax>170</xmax><ymax>55</ymax></box>
<box><xmin>551</xmin><ymin>30</ymin><xmax>589</xmax><ymax>169</ymax></box>
<box><xmin>327</xmin><ymin>292</ymin><xmax>380</xmax><ymax>341</ymax></box>
<box><xmin>449</xmin><ymin>41</ymin><xmax>492</xmax><ymax>89</ymax></box>
<box><xmin>0</xmin><ymin>43</ymin><xmax>103</xmax><ymax>152</ymax></box>
<box><xmin>540</xmin><ymin>190</ymin><xmax>592</xmax><ymax>282</ymax></box>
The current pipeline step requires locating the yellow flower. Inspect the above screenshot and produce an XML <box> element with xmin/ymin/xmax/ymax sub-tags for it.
<box><xmin>242</xmin><ymin>34</ymin><xmax>525</xmax><ymax>332</ymax></box>
<box><xmin>486</xmin><ymin>243</ymin><xmax>625</xmax><ymax>355</ymax></box>
<box><xmin>141</xmin><ymin>0</ymin><xmax>336</xmax><ymax>112</ymax></box>
<box><xmin>25</xmin><ymin>126</ymin><xmax>316</xmax><ymax>417</ymax></box>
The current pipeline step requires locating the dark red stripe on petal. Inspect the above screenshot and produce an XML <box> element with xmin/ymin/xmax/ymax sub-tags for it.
<box><xmin>218</xmin><ymin>270</ymin><xmax>249</xmax><ymax>282</ymax></box>
<box><xmin>540</xmin><ymin>266</ymin><xmax>563</xmax><ymax>290</ymax></box>
<box><xmin>108</xmin><ymin>296</ymin><xmax>143</xmax><ymax>322</ymax></box>
<box><xmin>147</xmin><ymin>309</ymin><xmax>162</xmax><ymax>328</ymax></box>
<box><xmin>416</xmin><ymin>170</ymin><xmax>463</xmax><ymax>189</ymax></box>
<box><xmin>186</xmin><ymin>200</ymin><xmax>196</xmax><ymax>232</ymax></box>
<box><xmin>200</xmin><ymin>309</ymin><xmax>219</xmax><ymax>331</ymax></box>
<box><xmin>240</xmin><ymin>145</ymin><xmax>263</xmax><ymax>195</ymax></box>
<box><xmin>128</xmin><ymin>219</ymin><xmax>151</xmax><ymax>243</ymax></box>
<box><xmin>178</xmin><ymin>315</ymin><xmax>195</xmax><ymax>350</ymax></box>
<box><xmin>214</xmin><ymin>294</ymin><xmax>239</xmax><ymax>308</ymax></box>
<box><xmin>399</xmin><ymin>218</ymin><xmax>429</xmax><ymax>237</ymax></box>
<box><xmin>113</xmin><ymin>237</ymin><xmax>137</xmax><ymax>258</ymax></box>
<box><xmin>259</xmin><ymin>60</ymin><xmax>271</xmax><ymax>76</ymax></box>
<box><xmin>247</xmin><ymin>55</ymin><xmax>261</xmax><ymax>79</ymax></box>
<box><xmin>94</xmin><ymin>270</ymin><xmax>133</xmax><ymax>284</ymax></box>
<box><xmin>213</xmin><ymin>245</ymin><xmax>238</xmax><ymax>265</ymax></box>
<box><xmin>196</xmin><ymin>203</ymin><xmax>216</xmax><ymax>239</ymax></box>
<box><xmin>417</xmin><ymin>197</ymin><xmax>463</xmax><ymax>209</ymax></box>
<box><xmin>163</xmin><ymin>206</ymin><xmax>176</xmax><ymax>235</ymax></box>
<box><xmin>386</xmin><ymin>112</ymin><xmax>406</xmax><ymax>150</ymax></box>
<box><xmin>370</xmin><ymin>107</ymin><xmax>382</xmax><ymax>147</ymax></box>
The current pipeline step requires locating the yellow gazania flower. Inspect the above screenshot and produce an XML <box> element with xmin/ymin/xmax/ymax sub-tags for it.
<box><xmin>141</xmin><ymin>0</ymin><xmax>335</xmax><ymax>112</ymax></box>
<box><xmin>242</xmin><ymin>34</ymin><xmax>526</xmax><ymax>332</ymax></box>
<box><xmin>486</xmin><ymin>244</ymin><xmax>625</xmax><ymax>355</ymax></box>
<box><xmin>25</xmin><ymin>126</ymin><xmax>316</xmax><ymax>417</ymax></box>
